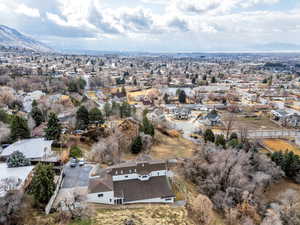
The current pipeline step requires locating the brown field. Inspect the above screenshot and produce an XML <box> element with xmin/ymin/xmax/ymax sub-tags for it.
<box><xmin>262</xmin><ymin>139</ymin><xmax>300</xmax><ymax>156</ymax></box>
<box><xmin>89</xmin><ymin>205</ymin><xmax>195</xmax><ymax>225</ymax></box>
<box><xmin>150</xmin><ymin>130</ymin><xmax>196</xmax><ymax>159</ymax></box>
<box><xmin>264</xmin><ymin>178</ymin><xmax>300</xmax><ymax>203</ymax></box>
<box><xmin>222</xmin><ymin>113</ymin><xmax>281</xmax><ymax>130</ymax></box>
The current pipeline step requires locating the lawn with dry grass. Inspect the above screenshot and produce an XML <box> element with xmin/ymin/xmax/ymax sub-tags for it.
<box><xmin>150</xmin><ymin>130</ymin><xmax>196</xmax><ymax>160</ymax></box>
<box><xmin>262</xmin><ymin>139</ymin><xmax>300</xmax><ymax>156</ymax></box>
<box><xmin>91</xmin><ymin>205</ymin><xmax>195</xmax><ymax>225</ymax></box>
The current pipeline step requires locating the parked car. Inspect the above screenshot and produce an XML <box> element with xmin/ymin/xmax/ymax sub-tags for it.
<box><xmin>70</xmin><ymin>158</ymin><xmax>77</xmax><ymax>167</ymax></box>
<box><xmin>78</xmin><ymin>159</ymin><xmax>85</xmax><ymax>166</ymax></box>
<box><xmin>73</xmin><ymin>130</ymin><xmax>84</xmax><ymax>135</ymax></box>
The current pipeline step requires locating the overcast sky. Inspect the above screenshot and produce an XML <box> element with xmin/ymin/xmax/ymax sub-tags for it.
<box><xmin>1</xmin><ymin>0</ymin><xmax>300</xmax><ymax>52</ymax></box>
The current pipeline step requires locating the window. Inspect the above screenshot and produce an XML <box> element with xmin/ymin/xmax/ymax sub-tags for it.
<box><xmin>165</xmin><ymin>198</ymin><xmax>172</xmax><ymax>201</ymax></box>
<box><xmin>121</xmin><ymin>170</ymin><xmax>123</xmax><ymax>174</ymax></box>
<box><xmin>109</xmin><ymin>198</ymin><xmax>112</xmax><ymax>202</ymax></box>
<box><xmin>157</xmin><ymin>172</ymin><xmax>159</xmax><ymax>176</ymax></box>
<box><xmin>134</xmin><ymin>169</ymin><xmax>137</xmax><ymax>172</ymax></box>
<box><xmin>125</xmin><ymin>175</ymin><xmax>128</xmax><ymax>178</ymax></box>
<box><xmin>98</xmin><ymin>194</ymin><xmax>103</xmax><ymax>197</ymax></box>
<box><xmin>115</xmin><ymin>171</ymin><xmax>118</xmax><ymax>175</ymax></box>
<box><xmin>142</xmin><ymin>175</ymin><xmax>147</xmax><ymax>178</ymax></box>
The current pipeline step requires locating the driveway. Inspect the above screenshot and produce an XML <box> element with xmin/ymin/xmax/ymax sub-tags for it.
<box><xmin>62</xmin><ymin>163</ymin><xmax>92</xmax><ymax>188</ymax></box>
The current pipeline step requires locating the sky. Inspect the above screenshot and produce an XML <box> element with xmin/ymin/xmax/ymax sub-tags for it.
<box><xmin>1</xmin><ymin>0</ymin><xmax>300</xmax><ymax>52</ymax></box>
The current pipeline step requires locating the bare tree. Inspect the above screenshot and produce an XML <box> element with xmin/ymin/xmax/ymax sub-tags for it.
<box><xmin>223</xmin><ymin>113</ymin><xmax>235</xmax><ymax>140</ymax></box>
<box><xmin>239</xmin><ymin>126</ymin><xmax>249</xmax><ymax>143</ymax></box>
<box><xmin>0</xmin><ymin>122</ymin><xmax>10</xmax><ymax>143</ymax></box>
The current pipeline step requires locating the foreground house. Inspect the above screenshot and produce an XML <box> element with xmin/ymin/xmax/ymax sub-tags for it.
<box><xmin>0</xmin><ymin>138</ymin><xmax>58</xmax><ymax>164</ymax></box>
<box><xmin>87</xmin><ymin>160</ymin><xmax>175</xmax><ymax>205</ymax></box>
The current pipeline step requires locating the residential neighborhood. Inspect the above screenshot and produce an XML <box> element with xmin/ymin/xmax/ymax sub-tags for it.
<box><xmin>1</xmin><ymin>1</ymin><xmax>300</xmax><ymax>224</ymax></box>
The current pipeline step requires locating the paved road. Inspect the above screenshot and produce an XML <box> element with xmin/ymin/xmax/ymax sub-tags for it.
<box><xmin>62</xmin><ymin>164</ymin><xmax>92</xmax><ymax>188</ymax></box>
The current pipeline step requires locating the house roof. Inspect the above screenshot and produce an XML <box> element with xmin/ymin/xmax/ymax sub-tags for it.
<box><xmin>113</xmin><ymin>176</ymin><xmax>174</xmax><ymax>202</ymax></box>
<box><xmin>108</xmin><ymin>160</ymin><xmax>166</xmax><ymax>176</ymax></box>
<box><xmin>0</xmin><ymin>138</ymin><xmax>53</xmax><ymax>159</ymax></box>
<box><xmin>88</xmin><ymin>176</ymin><xmax>113</xmax><ymax>193</ymax></box>
<box><xmin>0</xmin><ymin>163</ymin><xmax>35</xmax><ymax>197</ymax></box>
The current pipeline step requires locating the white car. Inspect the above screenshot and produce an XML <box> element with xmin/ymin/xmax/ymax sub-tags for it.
<box><xmin>78</xmin><ymin>159</ymin><xmax>85</xmax><ymax>166</ymax></box>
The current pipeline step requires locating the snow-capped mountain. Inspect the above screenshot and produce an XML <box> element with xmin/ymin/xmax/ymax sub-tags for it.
<box><xmin>0</xmin><ymin>25</ymin><xmax>54</xmax><ymax>52</ymax></box>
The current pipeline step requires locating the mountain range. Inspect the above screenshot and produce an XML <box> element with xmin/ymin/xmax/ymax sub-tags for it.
<box><xmin>0</xmin><ymin>25</ymin><xmax>53</xmax><ymax>52</ymax></box>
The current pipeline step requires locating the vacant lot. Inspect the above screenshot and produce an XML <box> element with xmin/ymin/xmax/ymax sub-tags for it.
<box><xmin>222</xmin><ymin>113</ymin><xmax>281</xmax><ymax>130</ymax></box>
<box><xmin>262</xmin><ymin>139</ymin><xmax>300</xmax><ymax>156</ymax></box>
<box><xmin>150</xmin><ymin>131</ymin><xmax>196</xmax><ymax>159</ymax></box>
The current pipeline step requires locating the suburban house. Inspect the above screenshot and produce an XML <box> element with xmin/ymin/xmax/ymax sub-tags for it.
<box><xmin>204</xmin><ymin>110</ymin><xmax>221</xmax><ymax>126</ymax></box>
<box><xmin>0</xmin><ymin>138</ymin><xmax>58</xmax><ymax>164</ymax></box>
<box><xmin>0</xmin><ymin>162</ymin><xmax>35</xmax><ymax>197</ymax></box>
<box><xmin>87</xmin><ymin>160</ymin><xmax>175</xmax><ymax>205</ymax></box>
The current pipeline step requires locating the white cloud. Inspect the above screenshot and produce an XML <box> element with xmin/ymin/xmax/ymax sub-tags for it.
<box><xmin>15</xmin><ymin>3</ymin><xmax>40</xmax><ymax>18</ymax></box>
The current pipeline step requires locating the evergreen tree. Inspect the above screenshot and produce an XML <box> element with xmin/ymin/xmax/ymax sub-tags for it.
<box><xmin>29</xmin><ymin>163</ymin><xmax>55</xmax><ymax>204</ymax></box>
<box><xmin>178</xmin><ymin>90</ymin><xmax>187</xmax><ymax>104</ymax></box>
<box><xmin>215</xmin><ymin>134</ymin><xmax>226</xmax><ymax>148</ymax></box>
<box><xmin>131</xmin><ymin>136</ymin><xmax>143</xmax><ymax>154</ymax></box>
<box><xmin>44</xmin><ymin>112</ymin><xmax>61</xmax><ymax>141</ymax></box>
<box><xmin>203</xmin><ymin>129</ymin><xmax>215</xmax><ymax>143</ymax></box>
<box><xmin>271</xmin><ymin>151</ymin><xmax>300</xmax><ymax>180</ymax></box>
<box><xmin>10</xmin><ymin>115</ymin><xmax>30</xmax><ymax>142</ymax></box>
<box><xmin>31</xmin><ymin>106</ymin><xmax>44</xmax><ymax>127</ymax></box>
<box><xmin>89</xmin><ymin>107</ymin><xmax>104</xmax><ymax>125</ymax></box>
<box><xmin>141</xmin><ymin>116</ymin><xmax>155</xmax><ymax>136</ymax></box>
<box><xmin>120</xmin><ymin>101</ymin><xmax>131</xmax><ymax>118</ymax></box>
<box><xmin>211</xmin><ymin>76</ymin><xmax>216</xmax><ymax>83</ymax></box>
<box><xmin>31</xmin><ymin>100</ymin><xmax>38</xmax><ymax>107</ymax></box>
<box><xmin>163</xmin><ymin>93</ymin><xmax>169</xmax><ymax>104</ymax></box>
<box><xmin>229</xmin><ymin>132</ymin><xmax>238</xmax><ymax>141</ymax></box>
<box><xmin>76</xmin><ymin>106</ymin><xmax>89</xmax><ymax>129</ymax></box>
<box><xmin>7</xmin><ymin>151</ymin><xmax>31</xmax><ymax>168</ymax></box>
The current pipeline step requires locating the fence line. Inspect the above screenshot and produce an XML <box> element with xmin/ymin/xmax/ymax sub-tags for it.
<box><xmin>45</xmin><ymin>170</ymin><xmax>64</xmax><ymax>214</ymax></box>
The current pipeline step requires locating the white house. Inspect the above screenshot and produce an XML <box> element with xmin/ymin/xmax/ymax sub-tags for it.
<box><xmin>87</xmin><ymin>160</ymin><xmax>175</xmax><ymax>205</ymax></box>
<box><xmin>0</xmin><ymin>138</ymin><xmax>54</xmax><ymax>162</ymax></box>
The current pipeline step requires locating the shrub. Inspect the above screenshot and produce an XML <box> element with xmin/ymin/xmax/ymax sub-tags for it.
<box><xmin>131</xmin><ymin>136</ymin><xmax>143</xmax><ymax>154</ymax></box>
<box><xmin>6</xmin><ymin>151</ymin><xmax>30</xmax><ymax>168</ymax></box>
<box><xmin>69</xmin><ymin>146</ymin><xmax>83</xmax><ymax>158</ymax></box>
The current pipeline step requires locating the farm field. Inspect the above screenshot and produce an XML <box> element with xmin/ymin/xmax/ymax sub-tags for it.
<box><xmin>262</xmin><ymin>139</ymin><xmax>300</xmax><ymax>156</ymax></box>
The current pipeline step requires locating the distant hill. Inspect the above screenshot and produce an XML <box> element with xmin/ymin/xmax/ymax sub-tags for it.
<box><xmin>0</xmin><ymin>25</ymin><xmax>54</xmax><ymax>52</ymax></box>
<box><xmin>250</xmin><ymin>42</ymin><xmax>300</xmax><ymax>52</ymax></box>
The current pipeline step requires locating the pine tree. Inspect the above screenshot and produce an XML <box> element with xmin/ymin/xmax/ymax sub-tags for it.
<box><xmin>31</xmin><ymin>106</ymin><xmax>44</xmax><ymax>127</ymax></box>
<box><xmin>29</xmin><ymin>163</ymin><xmax>55</xmax><ymax>204</ymax></box>
<box><xmin>89</xmin><ymin>107</ymin><xmax>104</xmax><ymax>125</ymax></box>
<box><xmin>44</xmin><ymin>112</ymin><xmax>61</xmax><ymax>141</ymax></box>
<box><xmin>178</xmin><ymin>90</ymin><xmax>187</xmax><ymax>104</ymax></box>
<box><xmin>203</xmin><ymin>129</ymin><xmax>215</xmax><ymax>143</ymax></box>
<box><xmin>10</xmin><ymin>115</ymin><xmax>30</xmax><ymax>142</ymax></box>
<box><xmin>131</xmin><ymin>136</ymin><xmax>143</xmax><ymax>154</ymax></box>
<box><xmin>120</xmin><ymin>101</ymin><xmax>131</xmax><ymax>118</ymax></box>
<box><xmin>215</xmin><ymin>134</ymin><xmax>226</xmax><ymax>148</ymax></box>
<box><xmin>76</xmin><ymin>106</ymin><xmax>89</xmax><ymax>129</ymax></box>
<box><xmin>7</xmin><ymin>151</ymin><xmax>31</xmax><ymax>168</ymax></box>
<box><xmin>141</xmin><ymin>116</ymin><xmax>155</xmax><ymax>136</ymax></box>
